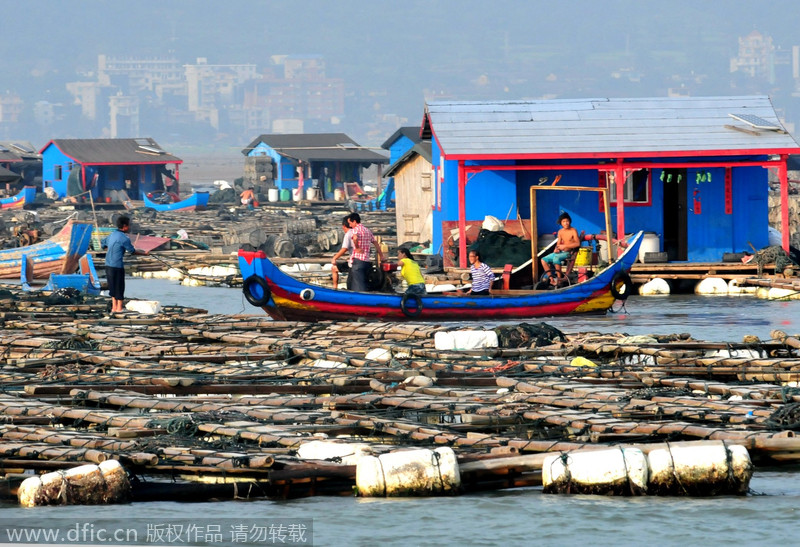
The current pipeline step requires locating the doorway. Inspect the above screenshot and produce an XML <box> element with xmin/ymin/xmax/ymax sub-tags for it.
<box><xmin>662</xmin><ymin>168</ymin><xmax>687</xmax><ymax>261</ymax></box>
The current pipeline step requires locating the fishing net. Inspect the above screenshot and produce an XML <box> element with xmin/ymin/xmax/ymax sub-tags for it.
<box><xmin>494</xmin><ymin>322</ymin><xmax>566</xmax><ymax>348</ymax></box>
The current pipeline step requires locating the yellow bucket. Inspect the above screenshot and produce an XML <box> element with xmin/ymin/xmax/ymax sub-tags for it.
<box><xmin>575</xmin><ymin>247</ymin><xmax>592</xmax><ymax>267</ymax></box>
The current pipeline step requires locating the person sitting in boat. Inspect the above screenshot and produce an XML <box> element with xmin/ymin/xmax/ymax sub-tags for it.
<box><xmin>395</xmin><ymin>247</ymin><xmax>426</xmax><ymax>295</ymax></box>
<box><xmin>463</xmin><ymin>249</ymin><xmax>494</xmax><ymax>296</ymax></box>
<box><xmin>330</xmin><ymin>216</ymin><xmax>354</xmax><ymax>289</ymax></box>
<box><xmin>540</xmin><ymin>212</ymin><xmax>580</xmax><ymax>286</ymax></box>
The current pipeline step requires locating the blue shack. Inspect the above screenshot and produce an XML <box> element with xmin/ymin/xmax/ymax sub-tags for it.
<box><xmin>40</xmin><ymin>138</ymin><xmax>182</xmax><ymax>201</ymax></box>
<box><xmin>242</xmin><ymin>133</ymin><xmax>388</xmax><ymax>200</ymax></box>
<box><xmin>420</xmin><ymin>96</ymin><xmax>800</xmax><ymax>268</ymax></box>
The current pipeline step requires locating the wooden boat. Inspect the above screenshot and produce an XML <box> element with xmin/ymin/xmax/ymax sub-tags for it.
<box><xmin>0</xmin><ymin>186</ymin><xmax>36</xmax><ymax>209</ymax></box>
<box><xmin>22</xmin><ymin>254</ymin><xmax>102</xmax><ymax>294</ymax></box>
<box><xmin>143</xmin><ymin>191</ymin><xmax>209</xmax><ymax>212</ymax></box>
<box><xmin>238</xmin><ymin>231</ymin><xmax>644</xmax><ymax>322</ymax></box>
<box><xmin>0</xmin><ymin>220</ymin><xmax>94</xmax><ymax>279</ymax></box>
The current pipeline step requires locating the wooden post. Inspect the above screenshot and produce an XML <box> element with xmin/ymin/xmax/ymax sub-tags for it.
<box><xmin>530</xmin><ymin>184</ymin><xmax>538</xmax><ymax>283</ymax></box>
<box><xmin>458</xmin><ymin>161</ymin><xmax>468</xmax><ymax>269</ymax></box>
<box><xmin>614</xmin><ymin>160</ymin><xmax>625</xmax><ymax>261</ymax></box>
<box><xmin>779</xmin><ymin>155</ymin><xmax>790</xmax><ymax>253</ymax></box>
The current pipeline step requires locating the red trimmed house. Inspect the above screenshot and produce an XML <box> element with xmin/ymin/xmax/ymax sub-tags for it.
<box><xmin>421</xmin><ymin>96</ymin><xmax>800</xmax><ymax>269</ymax></box>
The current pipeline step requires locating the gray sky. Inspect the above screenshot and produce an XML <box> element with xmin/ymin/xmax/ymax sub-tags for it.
<box><xmin>2</xmin><ymin>0</ymin><xmax>799</xmax><ymax>147</ymax></box>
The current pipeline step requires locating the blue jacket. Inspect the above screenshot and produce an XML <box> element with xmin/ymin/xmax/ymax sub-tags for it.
<box><xmin>101</xmin><ymin>230</ymin><xmax>136</xmax><ymax>268</ymax></box>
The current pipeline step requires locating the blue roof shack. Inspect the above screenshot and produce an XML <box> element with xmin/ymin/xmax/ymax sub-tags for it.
<box><xmin>421</xmin><ymin>95</ymin><xmax>800</xmax><ymax>269</ymax></box>
<box><xmin>242</xmin><ymin>133</ymin><xmax>388</xmax><ymax>200</ymax></box>
<box><xmin>40</xmin><ymin>138</ymin><xmax>182</xmax><ymax>201</ymax></box>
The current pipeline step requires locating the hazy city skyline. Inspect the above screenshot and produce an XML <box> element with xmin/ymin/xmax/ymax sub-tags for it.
<box><xmin>2</xmin><ymin>0</ymin><xmax>799</xmax><ymax>151</ymax></box>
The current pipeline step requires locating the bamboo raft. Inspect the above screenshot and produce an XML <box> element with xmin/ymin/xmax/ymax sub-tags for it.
<box><xmin>3</xmin><ymin>285</ymin><xmax>800</xmax><ymax>502</ymax></box>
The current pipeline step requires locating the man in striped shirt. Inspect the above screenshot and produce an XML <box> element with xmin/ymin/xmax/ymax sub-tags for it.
<box><xmin>347</xmin><ymin>212</ymin><xmax>385</xmax><ymax>291</ymax></box>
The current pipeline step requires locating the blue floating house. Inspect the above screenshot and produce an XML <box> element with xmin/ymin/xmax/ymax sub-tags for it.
<box><xmin>420</xmin><ymin>96</ymin><xmax>800</xmax><ymax>268</ymax></box>
<box><xmin>242</xmin><ymin>133</ymin><xmax>388</xmax><ymax>200</ymax></box>
<box><xmin>40</xmin><ymin>138</ymin><xmax>182</xmax><ymax>201</ymax></box>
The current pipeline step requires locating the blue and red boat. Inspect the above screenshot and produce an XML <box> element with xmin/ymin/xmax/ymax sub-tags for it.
<box><xmin>143</xmin><ymin>191</ymin><xmax>209</xmax><ymax>212</ymax></box>
<box><xmin>238</xmin><ymin>232</ymin><xmax>643</xmax><ymax>322</ymax></box>
<box><xmin>0</xmin><ymin>220</ymin><xmax>94</xmax><ymax>279</ymax></box>
<box><xmin>0</xmin><ymin>186</ymin><xmax>36</xmax><ymax>209</ymax></box>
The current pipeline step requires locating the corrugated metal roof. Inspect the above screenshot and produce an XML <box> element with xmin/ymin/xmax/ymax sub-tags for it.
<box><xmin>44</xmin><ymin>138</ymin><xmax>182</xmax><ymax>164</ymax></box>
<box><xmin>242</xmin><ymin>133</ymin><xmax>388</xmax><ymax>164</ymax></box>
<box><xmin>425</xmin><ymin>96</ymin><xmax>800</xmax><ymax>157</ymax></box>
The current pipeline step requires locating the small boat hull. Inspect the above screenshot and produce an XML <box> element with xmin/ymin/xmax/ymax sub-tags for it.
<box><xmin>143</xmin><ymin>192</ymin><xmax>209</xmax><ymax>212</ymax></box>
<box><xmin>0</xmin><ymin>220</ymin><xmax>94</xmax><ymax>279</ymax></box>
<box><xmin>0</xmin><ymin>186</ymin><xmax>36</xmax><ymax>209</ymax></box>
<box><xmin>238</xmin><ymin>232</ymin><xmax>644</xmax><ymax>322</ymax></box>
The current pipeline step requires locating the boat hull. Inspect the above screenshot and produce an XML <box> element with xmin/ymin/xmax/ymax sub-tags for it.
<box><xmin>143</xmin><ymin>192</ymin><xmax>209</xmax><ymax>212</ymax></box>
<box><xmin>0</xmin><ymin>220</ymin><xmax>94</xmax><ymax>279</ymax></box>
<box><xmin>0</xmin><ymin>186</ymin><xmax>36</xmax><ymax>209</ymax></box>
<box><xmin>238</xmin><ymin>232</ymin><xmax>644</xmax><ymax>322</ymax></box>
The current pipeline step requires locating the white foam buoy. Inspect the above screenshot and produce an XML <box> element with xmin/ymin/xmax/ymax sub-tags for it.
<box><xmin>434</xmin><ymin>330</ymin><xmax>498</xmax><ymax>350</ymax></box>
<box><xmin>18</xmin><ymin>460</ymin><xmax>130</xmax><ymax>507</ymax></box>
<box><xmin>728</xmin><ymin>278</ymin><xmax>756</xmax><ymax>295</ymax></box>
<box><xmin>125</xmin><ymin>300</ymin><xmax>162</xmax><ymax>315</ymax></box>
<box><xmin>647</xmin><ymin>442</ymin><xmax>753</xmax><ymax>495</ymax></box>
<box><xmin>356</xmin><ymin>447</ymin><xmax>461</xmax><ymax>496</ymax></box>
<box><xmin>767</xmin><ymin>287</ymin><xmax>799</xmax><ymax>300</ymax></box>
<box><xmin>542</xmin><ymin>448</ymin><xmax>649</xmax><ymax>495</ymax></box>
<box><xmin>297</xmin><ymin>440</ymin><xmax>374</xmax><ymax>466</ymax></box>
<box><xmin>639</xmin><ymin>277</ymin><xmax>671</xmax><ymax>296</ymax></box>
<box><xmin>695</xmin><ymin>277</ymin><xmax>729</xmax><ymax>295</ymax></box>
<box><xmin>365</xmin><ymin>348</ymin><xmax>392</xmax><ymax>363</ymax></box>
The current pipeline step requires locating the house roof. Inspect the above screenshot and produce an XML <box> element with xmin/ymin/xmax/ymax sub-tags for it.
<box><xmin>383</xmin><ymin>141</ymin><xmax>432</xmax><ymax>178</ymax></box>
<box><xmin>423</xmin><ymin>96</ymin><xmax>800</xmax><ymax>159</ymax></box>
<box><xmin>380</xmin><ymin>126</ymin><xmax>423</xmax><ymax>149</ymax></box>
<box><xmin>0</xmin><ymin>165</ymin><xmax>21</xmax><ymax>183</ymax></box>
<box><xmin>243</xmin><ymin>133</ymin><xmax>388</xmax><ymax>164</ymax></box>
<box><xmin>0</xmin><ymin>141</ymin><xmax>40</xmax><ymax>161</ymax></box>
<box><xmin>41</xmin><ymin>138</ymin><xmax>182</xmax><ymax>164</ymax></box>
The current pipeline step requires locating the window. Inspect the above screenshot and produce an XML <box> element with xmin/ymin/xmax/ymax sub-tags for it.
<box><xmin>54</xmin><ymin>165</ymin><xmax>62</xmax><ymax>180</ymax></box>
<box><xmin>599</xmin><ymin>169</ymin><xmax>651</xmax><ymax>207</ymax></box>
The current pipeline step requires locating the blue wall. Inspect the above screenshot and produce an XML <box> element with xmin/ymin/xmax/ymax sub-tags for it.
<box><xmin>388</xmin><ymin>135</ymin><xmax>415</xmax><ymax>164</ymax></box>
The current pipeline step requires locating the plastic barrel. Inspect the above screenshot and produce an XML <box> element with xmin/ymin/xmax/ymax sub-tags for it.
<box><xmin>575</xmin><ymin>247</ymin><xmax>591</xmax><ymax>266</ymax></box>
<box><xmin>279</xmin><ymin>189</ymin><xmax>291</xmax><ymax>202</ymax></box>
<box><xmin>334</xmin><ymin>188</ymin><xmax>344</xmax><ymax>201</ymax></box>
<box><xmin>268</xmin><ymin>188</ymin><xmax>279</xmax><ymax>202</ymax></box>
<box><xmin>542</xmin><ymin>447</ymin><xmax>649</xmax><ymax>495</ymax></box>
<box><xmin>647</xmin><ymin>442</ymin><xmax>753</xmax><ymax>495</ymax></box>
<box><xmin>356</xmin><ymin>447</ymin><xmax>461</xmax><ymax>496</ymax></box>
<box><xmin>638</xmin><ymin>232</ymin><xmax>660</xmax><ymax>263</ymax></box>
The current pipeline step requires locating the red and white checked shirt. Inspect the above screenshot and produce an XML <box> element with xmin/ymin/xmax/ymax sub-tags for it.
<box><xmin>350</xmin><ymin>223</ymin><xmax>375</xmax><ymax>262</ymax></box>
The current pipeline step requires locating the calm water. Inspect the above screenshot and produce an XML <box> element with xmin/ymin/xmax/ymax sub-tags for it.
<box><xmin>4</xmin><ymin>281</ymin><xmax>800</xmax><ymax>546</ymax></box>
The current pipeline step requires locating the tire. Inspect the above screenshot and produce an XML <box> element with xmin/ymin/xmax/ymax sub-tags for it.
<box><xmin>610</xmin><ymin>271</ymin><xmax>633</xmax><ymax>300</ymax></box>
<box><xmin>400</xmin><ymin>293</ymin><xmax>423</xmax><ymax>317</ymax></box>
<box><xmin>367</xmin><ymin>265</ymin><xmax>385</xmax><ymax>291</ymax></box>
<box><xmin>242</xmin><ymin>275</ymin><xmax>271</xmax><ymax>306</ymax></box>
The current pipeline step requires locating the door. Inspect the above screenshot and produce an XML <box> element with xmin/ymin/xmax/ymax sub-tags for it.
<box><xmin>662</xmin><ymin>168</ymin><xmax>687</xmax><ymax>261</ymax></box>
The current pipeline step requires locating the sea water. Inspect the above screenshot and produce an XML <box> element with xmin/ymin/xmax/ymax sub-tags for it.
<box><xmin>3</xmin><ymin>280</ymin><xmax>800</xmax><ymax>546</ymax></box>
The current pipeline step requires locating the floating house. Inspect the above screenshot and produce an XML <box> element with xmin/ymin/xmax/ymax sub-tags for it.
<box><xmin>242</xmin><ymin>133</ymin><xmax>388</xmax><ymax>200</ymax></box>
<box><xmin>382</xmin><ymin>127</ymin><xmax>433</xmax><ymax>246</ymax></box>
<box><xmin>0</xmin><ymin>141</ymin><xmax>41</xmax><ymax>189</ymax></box>
<box><xmin>40</xmin><ymin>138</ymin><xmax>182</xmax><ymax>201</ymax></box>
<box><xmin>421</xmin><ymin>96</ymin><xmax>800</xmax><ymax>268</ymax></box>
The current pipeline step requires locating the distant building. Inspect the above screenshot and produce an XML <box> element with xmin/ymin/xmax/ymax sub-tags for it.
<box><xmin>241</xmin><ymin>133</ymin><xmax>388</xmax><ymax>200</ymax></box>
<box><xmin>40</xmin><ymin>137</ymin><xmax>182</xmax><ymax>200</ymax></box>
<box><xmin>730</xmin><ymin>31</ymin><xmax>776</xmax><ymax>84</ymax></box>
